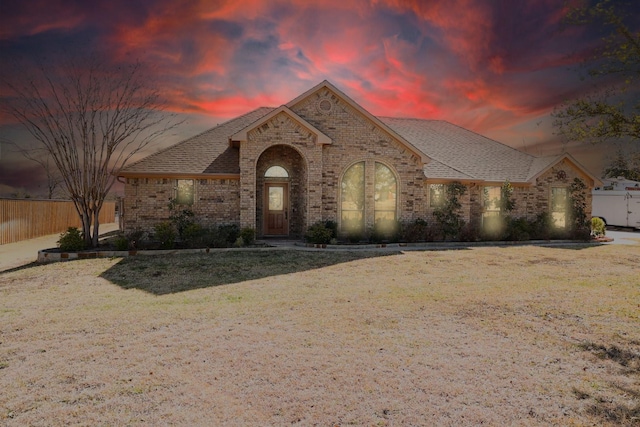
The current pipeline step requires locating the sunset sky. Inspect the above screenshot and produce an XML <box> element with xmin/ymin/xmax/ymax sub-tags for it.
<box><xmin>1</xmin><ymin>0</ymin><xmax>637</xmax><ymax>197</ymax></box>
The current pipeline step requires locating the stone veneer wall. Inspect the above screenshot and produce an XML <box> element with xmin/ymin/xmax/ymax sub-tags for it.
<box><xmin>122</xmin><ymin>178</ymin><xmax>240</xmax><ymax>234</ymax></box>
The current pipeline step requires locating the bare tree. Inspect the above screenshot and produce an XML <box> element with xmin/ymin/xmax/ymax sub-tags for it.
<box><xmin>5</xmin><ymin>139</ymin><xmax>64</xmax><ymax>199</ymax></box>
<box><xmin>2</xmin><ymin>55</ymin><xmax>181</xmax><ymax>247</ymax></box>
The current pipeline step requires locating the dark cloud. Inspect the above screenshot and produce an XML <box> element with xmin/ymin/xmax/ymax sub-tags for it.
<box><xmin>1</xmin><ymin>0</ymin><xmax>637</xmax><ymax>192</ymax></box>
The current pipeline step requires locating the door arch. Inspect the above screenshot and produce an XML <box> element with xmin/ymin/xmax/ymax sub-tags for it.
<box><xmin>256</xmin><ymin>145</ymin><xmax>307</xmax><ymax>237</ymax></box>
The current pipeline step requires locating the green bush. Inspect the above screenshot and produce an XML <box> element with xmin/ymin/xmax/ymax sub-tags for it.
<box><xmin>591</xmin><ymin>217</ymin><xmax>606</xmax><ymax>237</ymax></box>
<box><xmin>305</xmin><ymin>222</ymin><xmax>333</xmax><ymax>244</ymax></box>
<box><xmin>531</xmin><ymin>212</ymin><xmax>553</xmax><ymax>240</ymax></box>
<box><xmin>114</xmin><ymin>235</ymin><xmax>129</xmax><ymax>251</ymax></box>
<box><xmin>240</xmin><ymin>227</ymin><xmax>256</xmax><ymax>246</ymax></box>
<box><xmin>182</xmin><ymin>223</ymin><xmax>203</xmax><ymax>247</ymax></box>
<box><xmin>324</xmin><ymin>220</ymin><xmax>338</xmax><ymax>239</ymax></box>
<box><xmin>57</xmin><ymin>227</ymin><xmax>86</xmax><ymax>251</ymax></box>
<box><xmin>154</xmin><ymin>222</ymin><xmax>176</xmax><ymax>249</ymax></box>
<box><xmin>505</xmin><ymin>217</ymin><xmax>532</xmax><ymax>241</ymax></box>
<box><xmin>218</xmin><ymin>224</ymin><xmax>240</xmax><ymax>246</ymax></box>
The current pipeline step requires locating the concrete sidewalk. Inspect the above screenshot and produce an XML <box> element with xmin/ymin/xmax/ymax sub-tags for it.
<box><xmin>0</xmin><ymin>223</ymin><xmax>120</xmax><ymax>272</ymax></box>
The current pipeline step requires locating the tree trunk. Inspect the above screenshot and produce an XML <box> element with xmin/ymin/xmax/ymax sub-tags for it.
<box><xmin>81</xmin><ymin>209</ymin><xmax>92</xmax><ymax>248</ymax></box>
<box><xmin>92</xmin><ymin>209</ymin><xmax>100</xmax><ymax>248</ymax></box>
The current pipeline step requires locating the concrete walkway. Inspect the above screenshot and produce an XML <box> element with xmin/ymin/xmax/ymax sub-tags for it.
<box><xmin>0</xmin><ymin>223</ymin><xmax>120</xmax><ymax>272</ymax></box>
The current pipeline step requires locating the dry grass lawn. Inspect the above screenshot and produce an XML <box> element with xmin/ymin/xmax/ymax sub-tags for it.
<box><xmin>1</xmin><ymin>244</ymin><xmax>639</xmax><ymax>426</ymax></box>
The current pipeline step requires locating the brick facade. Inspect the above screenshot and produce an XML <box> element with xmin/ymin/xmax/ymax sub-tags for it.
<box><xmin>123</xmin><ymin>177</ymin><xmax>240</xmax><ymax>233</ymax></box>
<box><xmin>122</xmin><ymin>85</ymin><xmax>594</xmax><ymax>238</ymax></box>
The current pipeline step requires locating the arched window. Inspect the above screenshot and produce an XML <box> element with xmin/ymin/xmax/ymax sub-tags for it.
<box><xmin>374</xmin><ymin>162</ymin><xmax>397</xmax><ymax>223</ymax></box>
<box><xmin>341</xmin><ymin>162</ymin><xmax>365</xmax><ymax>233</ymax></box>
<box><xmin>265</xmin><ymin>165</ymin><xmax>289</xmax><ymax>178</ymax></box>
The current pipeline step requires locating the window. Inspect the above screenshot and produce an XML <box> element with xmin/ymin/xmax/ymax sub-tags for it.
<box><xmin>482</xmin><ymin>186</ymin><xmax>502</xmax><ymax>232</ymax></box>
<box><xmin>176</xmin><ymin>179</ymin><xmax>194</xmax><ymax>205</ymax></box>
<box><xmin>341</xmin><ymin>162</ymin><xmax>365</xmax><ymax>233</ymax></box>
<box><xmin>551</xmin><ymin>187</ymin><xmax>568</xmax><ymax>228</ymax></box>
<box><xmin>374</xmin><ymin>162</ymin><xmax>397</xmax><ymax>223</ymax></box>
<box><xmin>265</xmin><ymin>166</ymin><xmax>289</xmax><ymax>178</ymax></box>
<box><xmin>429</xmin><ymin>184</ymin><xmax>445</xmax><ymax>207</ymax></box>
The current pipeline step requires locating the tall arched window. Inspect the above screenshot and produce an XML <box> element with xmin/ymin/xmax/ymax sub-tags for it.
<box><xmin>341</xmin><ymin>162</ymin><xmax>365</xmax><ymax>233</ymax></box>
<box><xmin>374</xmin><ymin>162</ymin><xmax>397</xmax><ymax>223</ymax></box>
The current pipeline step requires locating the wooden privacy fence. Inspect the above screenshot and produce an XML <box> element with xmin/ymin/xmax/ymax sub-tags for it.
<box><xmin>0</xmin><ymin>199</ymin><xmax>116</xmax><ymax>245</ymax></box>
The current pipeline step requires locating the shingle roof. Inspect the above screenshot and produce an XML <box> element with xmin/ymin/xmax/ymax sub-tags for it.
<box><xmin>380</xmin><ymin>117</ymin><xmax>537</xmax><ymax>182</ymax></box>
<box><xmin>120</xmin><ymin>107</ymin><xmax>274</xmax><ymax>175</ymax></box>
<box><xmin>120</xmin><ymin>91</ymin><xmax>590</xmax><ymax>185</ymax></box>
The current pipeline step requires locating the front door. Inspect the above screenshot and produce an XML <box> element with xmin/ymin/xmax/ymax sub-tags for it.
<box><xmin>264</xmin><ymin>183</ymin><xmax>289</xmax><ymax>235</ymax></box>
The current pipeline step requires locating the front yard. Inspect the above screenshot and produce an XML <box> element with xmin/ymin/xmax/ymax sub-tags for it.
<box><xmin>1</xmin><ymin>244</ymin><xmax>639</xmax><ymax>426</ymax></box>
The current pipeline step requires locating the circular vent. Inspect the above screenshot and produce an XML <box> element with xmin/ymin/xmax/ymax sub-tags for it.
<box><xmin>317</xmin><ymin>98</ymin><xmax>333</xmax><ymax>114</ymax></box>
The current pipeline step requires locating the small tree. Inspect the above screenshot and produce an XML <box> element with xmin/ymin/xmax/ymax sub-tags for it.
<box><xmin>2</xmin><ymin>55</ymin><xmax>181</xmax><ymax>247</ymax></box>
<box><xmin>433</xmin><ymin>182</ymin><xmax>467</xmax><ymax>240</ymax></box>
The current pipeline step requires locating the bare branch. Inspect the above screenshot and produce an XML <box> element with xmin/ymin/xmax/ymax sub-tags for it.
<box><xmin>2</xmin><ymin>54</ymin><xmax>183</xmax><ymax>247</ymax></box>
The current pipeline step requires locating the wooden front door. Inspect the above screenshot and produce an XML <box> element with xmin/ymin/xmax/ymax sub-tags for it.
<box><xmin>264</xmin><ymin>183</ymin><xmax>289</xmax><ymax>236</ymax></box>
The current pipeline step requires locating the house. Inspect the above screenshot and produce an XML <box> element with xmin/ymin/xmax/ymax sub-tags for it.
<box><xmin>118</xmin><ymin>80</ymin><xmax>599</xmax><ymax>239</ymax></box>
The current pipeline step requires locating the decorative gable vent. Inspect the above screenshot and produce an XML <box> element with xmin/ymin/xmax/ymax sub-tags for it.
<box><xmin>317</xmin><ymin>97</ymin><xmax>333</xmax><ymax>114</ymax></box>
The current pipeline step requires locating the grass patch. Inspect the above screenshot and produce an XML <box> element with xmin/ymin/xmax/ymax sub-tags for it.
<box><xmin>100</xmin><ymin>250</ymin><xmax>398</xmax><ymax>294</ymax></box>
<box><xmin>1</xmin><ymin>244</ymin><xmax>638</xmax><ymax>426</ymax></box>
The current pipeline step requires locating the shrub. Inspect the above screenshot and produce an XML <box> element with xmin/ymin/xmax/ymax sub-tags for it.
<box><xmin>591</xmin><ymin>217</ymin><xmax>606</xmax><ymax>237</ymax></box>
<box><xmin>433</xmin><ymin>182</ymin><xmax>467</xmax><ymax>240</ymax></box>
<box><xmin>114</xmin><ymin>235</ymin><xmax>129</xmax><ymax>251</ymax></box>
<box><xmin>401</xmin><ymin>219</ymin><xmax>429</xmax><ymax>243</ymax></box>
<box><xmin>154</xmin><ymin>222</ymin><xmax>176</xmax><ymax>249</ymax></box>
<box><xmin>57</xmin><ymin>227</ymin><xmax>86</xmax><ymax>251</ymax></box>
<box><xmin>504</xmin><ymin>217</ymin><xmax>532</xmax><ymax>241</ymax></box>
<box><xmin>182</xmin><ymin>223</ymin><xmax>203</xmax><ymax>247</ymax></box>
<box><xmin>459</xmin><ymin>222</ymin><xmax>480</xmax><ymax>242</ymax></box>
<box><xmin>324</xmin><ymin>220</ymin><xmax>338</xmax><ymax>239</ymax></box>
<box><xmin>569</xmin><ymin>178</ymin><xmax>590</xmax><ymax>240</ymax></box>
<box><xmin>168</xmin><ymin>199</ymin><xmax>196</xmax><ymax>239</ymax></box>
<box><xmin>217</xmin><ymin>224</ymin><xmax>240</xmax><ymax>246</ymax></box>
<box><xmin>240</xmin><ymin>227</ymin><xmax>256</xmax><ymax>246</ymax></box>
<box><xmin>126</xmin><ymin>228</ymin><xmax>146</xmax><ymax>249</ymax></box>
<box><xmin>531</xmin><ymin>212</ymin><xmax>553</xmax><ymax>240</ymax></box>
<box><xmin>305</xmin><ymin>222</ymin><xmax>333</xmax><ymax>244</ymax></box>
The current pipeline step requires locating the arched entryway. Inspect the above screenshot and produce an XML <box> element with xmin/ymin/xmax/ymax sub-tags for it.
<box><xmin>256</xmin><ymin>145</ymin><xmax>308</xmax><ymax>237</ymax></box>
